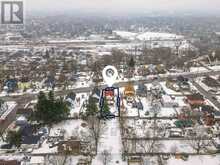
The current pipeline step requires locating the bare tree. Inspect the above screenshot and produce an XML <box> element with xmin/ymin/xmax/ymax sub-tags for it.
<box><xmin>136</xmin><ymin>121</ymin><xmax>164</xmax><ymax>154</ymax></box>
<box><xmin>188</xmin><ymin>137</ymin><xmax>211</xmax><ymax>154</ymax></box>
<box><xmin>188</xmin><ymin>125</ymin><xmax>212</xmax><ymax>153</ymax></box>
<box><xmin>157</xmin><ymin>155</ymin><xmax>167</xmax><ymax>165</ymax></box>
<box><xmin>0</xmin><ymin>99</ymin><xmax>6</xmax><ymax>141</ymax></box>
<box><xmin>151</xmin><ymin>101</ymin><xmax>161</xmax><ymax>118</ymax></box>
<box><xmin>0</xmin><ymin>131</ymin><xmax>5</xmax><ymax>142</ymax></box>
<box><xmin>100</xmin><ymin>150</ymin><xmax>112</xmax><ymax>165</ymax></box>
<box><xmin>91</xmin><ymin>61</ymin><xmax>102</xmax><ymax>74</ymax></box>
<box><xmin>87</xmin><ymin>116</ymin><xmax>105</xmax><ymax>154</ymax></box>
<box><xmin>45</xmin><ymin>155</ymin><xmax>68</xmax><ymax>165</ymax></box>
<box><xmin>0</xmin><ymin>99</ymin><xmax>4</xmax><ymax>110</ymax></box>
<box><xmin>137</xmin><ymin>130</ymin><xmax>163</xmax><ymax>153</ymax></box>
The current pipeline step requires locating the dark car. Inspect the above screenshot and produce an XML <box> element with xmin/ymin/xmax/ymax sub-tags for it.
<box><xmin>212</xmin><ymin>96</ymin><xmax>218</xmax><ymax>101</ymax></box>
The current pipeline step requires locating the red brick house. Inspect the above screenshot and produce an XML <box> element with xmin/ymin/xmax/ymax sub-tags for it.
<box><xmin>0</xmin><ymin>160</ymin><xmax>20</xmax><ymax>165</ymax></box>
<box><xmin>186</xmin><ymin>93</ymin><xmax>205</xmax><ymax>106</ymax></box>
<box><xmin>58</xmin><ymin>140</ymin><xmax>81</xmax><ymax>155</ymax></box>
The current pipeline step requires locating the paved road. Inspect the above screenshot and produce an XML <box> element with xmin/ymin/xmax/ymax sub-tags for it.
<box><xmin>1</xmin><ymin>70</ymin><xmax>220</xmax><ymax>104</ymax></box>
<box><xmin>198</xmin><ymin>61</ymin><xmax>213</xmax><ymax>71</ymax></box>
<box><xmin>191</xmin><ymin>80</ymin><xmax>220</xmax><ymax>110</ymax></box>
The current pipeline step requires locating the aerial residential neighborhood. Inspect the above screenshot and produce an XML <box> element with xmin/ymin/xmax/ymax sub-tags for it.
<box><xmin>1</xmin><ymin>0</ymin><xmax>220</xmax><ymax>165</ymax></box>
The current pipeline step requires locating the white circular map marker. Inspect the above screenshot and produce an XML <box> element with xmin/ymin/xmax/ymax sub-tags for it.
<box><xmin>102</xmin><ymin>65</ymin><xmax>118</xmax><ymax>87</ymax></box>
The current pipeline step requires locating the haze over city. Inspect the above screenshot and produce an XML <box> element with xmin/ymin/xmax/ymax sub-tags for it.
<box><xmin>26</xmin><ymin>0</ymin><xmax>220</xmax><ymax>15</ymax></box>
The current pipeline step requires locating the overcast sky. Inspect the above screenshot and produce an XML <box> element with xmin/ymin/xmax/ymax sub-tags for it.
<box><xmin>26</xmin><ymin>0</ymin><xmax>220</xmax><ymax>15</ymax></box>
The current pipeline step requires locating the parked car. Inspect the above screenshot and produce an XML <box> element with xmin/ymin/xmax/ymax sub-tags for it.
<box><xmin>169</xmin><ymin>128</ymin><xmax>184</xmax><ymax>137</ymax></box>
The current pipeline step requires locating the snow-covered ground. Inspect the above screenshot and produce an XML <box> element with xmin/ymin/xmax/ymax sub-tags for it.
<box><xmin>0</xmin><ymin>155</ymin><xmax>24</xmax><ymax>162</ymax></box>
<box><xmin>92</xmin><ymin>119</ymin><xmax>126</xmax><ymax>165</ymax></box>
<box><xmin>69</xmin><ymin>93</ymin><xmax>88</xmax><ymax>117</ymax></box>
<box><xmin>134</xmin><ymin>140</ymin><xmax>195</xmax><ymax>153</ymax></box>
<box><xmin>123</xmin><ymin>99</ymin><xmax>139</xmax><ymax>117</ymax></box>
<box><xmin>126</xmin><ymin>119</ymin><xmax>177</xmax><ymax>138</ymax></box>
<box><xmin>139</xmin><ymin>96</ymin><xmax>186</xmax><ymax>118</ymax></box>
<box><xmin>33</xmin><ymin>119</ymin><xmax>90</xmax><ymax>154</ymax></box>
<box><xmin>160</xmin><ymin>82</ymin><xmax>191</xmax><ymax>96</ymax></box>
<box><xmin>137</xmin><ymin>32</ymin><xmax>184</xmax><ymax>41</ymax></box>
<box><xmin>0</xmin><ymin>101</ymin><xmax>17</xmax><ymax>120</ymax></box>
<box><xmin>159</xmin><ymin>107</ymin><xmax>178</xmax><ymax>117</ymax></box>
<box><xmin>190</xmin><ymin>67</ymin><xmax>208</xmax><ymax>72</ymax></box>
<box><xmin>32</xmin><ymin>140</ymin><xmax>58</xmax><ymax>154</ymax></box>
<box><xmin>194</xmin><ymin>77</ymin><xmax>211</xmax><ymax>92</ymax></box>
<box><xmin>113</xmin><ymin>30</ymin><xmax>184</xmax><ymax>41</ymax></box>
<box><xmin>113</xmin><ymin>31</ymin><xmax>137</xmax><ymax>40</ymax></box>
<box><xmin>50</xmin><ymin>119</ymin><xmax>88</xmax><ymax>139</ymax></box>
<box><xmin>210</xmin><ymin>65</ymin><xmax>220</xmax><ymax>70</ymax></box>
<box><xmin>190</xmin><ymin>65</ymin><xmax>220</xmax><ymax>72</ymax></box>
<box><xmin>160</xmin><ymin>140</ymin><xmax>194</xmax><ymax>153</ymax></box>
<box><xmin>167</xmin><ymin>155</ymin><xmax>220</xmax><ymax>165</ymax></box>
<box><xmin>139</xmin><ymin>97</ymin><xmax>151</xmax><ymax>117</ymax></box>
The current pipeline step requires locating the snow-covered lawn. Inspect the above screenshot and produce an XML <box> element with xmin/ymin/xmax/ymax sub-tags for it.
<box><xmin>69</xmin><ymin>93</ymin><xmax>88</xmax><ymax>117</ymax></box>
<box><xmin>159</xmin><ymin>107</ymin><xmax>177</xmax><ymax>117</ymax></box>
<box><xmin>173</xmin><ymin>96</ymin><xmax>187</xmax><ymax>107</ymax></box>
<box><xmin>32</xmin><ymin>140</ymin><xmax>58</xmax><ymax>154</ymax></box>
<box><xmin>134</xmin><ymin>140</ymin><xmax>195</xmax><ymax>153</ymax></box>
<box><xmin>161</xmin><ymin>140</ymin><xmax>194</xmax><ymax>153</ymax></box>
<box><xmin>160</xmin><ymin>82</ymin><xmax>181</xmax><ymax>95</ymax></box>
<box><xmin>125</xmin><ymin>119</ymin><xmax>177</xmax><ymax>138</ymax></box>
<box><xmin>210</xmin><ymin>65</ymin><xmax>220</xmax><ymax>70</ymax></box>
<box><xmin>139</xmin><ymin>96</ymin><xmax>186</xmax><ymax>118</ymax></box>
<box><xmin>190</xmin><ymin>67</ymin><xmax>208</xmax><ymax>72</ymax></box>
<box><xmin>167</xmin><ymin>155</ymin><xmax>220</xmax><ymax>165</ymax></box>
<box><xmin>123</xmin><ymin>99</ymin><xmax>139</xmax><ymax>117</ymax></box>
<box><xmin>33</xmin><ymin>119</ymin><xmax>90</xmax><ymax>154</ymax></box>
<box><xmin>50</xmin><ymin>119</ymin><xmax>88</xmax><ymax>139</ymax></box>
<box><xmin>139</xmin><ymin>97</ymin><xmax>151</xmax><ymax>117</ymax></box>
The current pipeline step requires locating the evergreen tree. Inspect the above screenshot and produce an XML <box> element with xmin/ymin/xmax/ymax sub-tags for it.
<box><xmin>45</xmin><ymin>50</ymin><xmax>50</xmax><ymax>59</ymax></box>
<box><xmin>128</xmin><ymin>56</ymin><xmax>135</xmax><ymax>68</ymax></box>
<box><xmin>35</xmin><ymin>91</ymin><xmax>47</xmax><ymax>121</ymax></box>
<box><xmin>34</xmin><ymin>91</ymin><xmax>70</xmax><ymax>124</ymax></box>
<box><xmin>0</xmin><ymin>99</ymin><xmax>4</xmax><ymax>110</ymax></box>
<box><xmin>6</xmin><ymin>130</ymin><xmax>22</xmax><ymax>148</ymax></box>
<box><xmin>85</xmin><ymin>96</ymin><xmax>98</xmax><ymax>116</ymax></box>
<box><xmin>48</xmin><ymin>90</ymin><xmax>54</xmax><ymax>102</ymax></box>
<box><xmin>102</xmin><ymin>98</ymin><xmax>110</xmax><ymax>114</ymax></box>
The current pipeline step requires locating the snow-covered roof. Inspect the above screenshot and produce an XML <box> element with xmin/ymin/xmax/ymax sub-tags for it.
<box><xmin>113</xmin><ymin>31</ymin><xmax>137</xmax><ymax>40</ymax></box>
<box><xmin>29</xmin><ymin>156</ymin><xmax>44</xmax><ymax>164</ymax></box>
<box><xmin>113</xmin><ymin>30</ymin><xmax>184</xmax><ymax>41</ymax></box>
<box><xmin>0</xmin><ymin>101</ymin><xmax>16</xmax><ymax>120</ymax></box>
<box><xmin>16</xmin><ymin>115</ymin><xmax>27</xmax><ymax>122</ymax></box>
<box><xmin>137</xmin><ymin>32</ymin><xmax>184</xmax><ymax>41</ymax></box>
<box><xmin>162</xmin><ymin>95</ymin><xmax>173</xmax><ymax>102</ymax></box>
<box><xmin>0</xmin><ymin>155</ymin><xmax>23</xmax><ymax>161</ymax></box>
<box><xmin>179</xmin><ymin>40</ymin><xmax>197</xmax><ymax>51</ymax></box>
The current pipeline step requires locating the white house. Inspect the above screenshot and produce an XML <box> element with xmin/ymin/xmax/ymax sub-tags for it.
<box><xmin>161</xmin><ymin>95</ymin><xmax>179</xmax><ymax>108</ymax></box>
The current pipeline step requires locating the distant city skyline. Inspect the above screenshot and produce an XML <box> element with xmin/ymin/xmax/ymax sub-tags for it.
<box><xmin>25</xmin><ymin>0</ymin><xmax>220</xmax><ymax>16</ymax></box>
